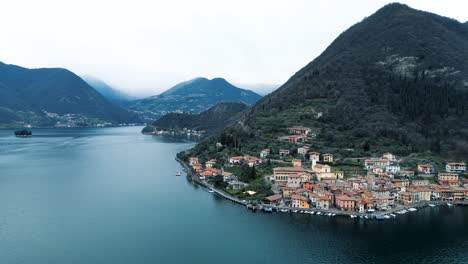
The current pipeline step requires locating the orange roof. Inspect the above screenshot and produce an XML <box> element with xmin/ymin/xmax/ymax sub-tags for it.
<box><xmin>291</xmin><ymin>194</ymin><xmax>307</xmax><ymax>201</ymax></box>
<box><xmin>447</xmin><ymin>162</ymin><xmax>465</xmax><ymax>166</ymax></box>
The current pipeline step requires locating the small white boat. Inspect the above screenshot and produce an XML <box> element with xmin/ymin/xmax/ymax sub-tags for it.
<box><xmin>428</xmin><ymin>204</ymin><xmax>436</xmax><ymax>207</ymax></box>
<box><xmin>364</xmin><ymin>215</ymin><xmax>369</xmax><ymax>219</ymax></box>
<box><xmin>350</xmin><ymin>215</ymin><xmax>354</xmax><ymax>218</ymax></box>
<box><xmin>384</xmin><ymin>215</ymin><xmax>391</xmax><ymax>219</ymax></box>
<box><xmin>316</xmin><ymin>212</ymin><xmax>322</xmax><ymax>215</ymax></box>
<box><xmin>292</xmin><ymin>210</ymin><xmax>298</xmax><ymax>213</ymax></box>
<box><xmin>447</xmin><ymin>203</ymin><xmax>454</xmax><ymax>207</ymax></box>
<box><xmin>408</xmin><ymin>208</ymin><xmax>417</xmax><ymax>212</ymax></box>
<box><xmin>332</xmin><ymin>213</ymin><xmax>336</xmax><ymax>216</ymax></box>
<box><xmin>390</xmin><ymin>214</ymin><xmax>396</xmax><ymax>218</ymax></box>
<box><xmin>311</xmin><ymin>211</ymin><xmax>315</xmax><ymax>215</ymax></box>
<box><xmin>208</xmin><ymin>190</ymin><xmax>214</xmax><ymax>193</ymax></box>
<box><xmin>175</xmin><ymin>172</ymin><xmax>181</xmax><ymax>176</ymax></box>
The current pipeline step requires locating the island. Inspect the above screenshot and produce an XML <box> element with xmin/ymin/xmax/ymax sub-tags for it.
<box><xmin>14</xmin><ymin>129</ymin><xmax>32</xmax><ymax>137</ymax></box>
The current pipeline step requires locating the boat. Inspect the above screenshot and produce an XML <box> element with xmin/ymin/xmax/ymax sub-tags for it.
<box><xmin>263</xmin><ymin>207</ymin><xmax>273</xmax><ymax>213</ymax></box>
<box><xmin>311</xmin><ymin>211</ymin><xmax>315</xmax><ymax>215</ymax></box>
<box><xmin>292</xmin><ymin>210</ymin><xmax>298</xmax><ymax>213</ymax></box>
<box><xmin>316</xmin><ymin>212</ymin><xmax>322</xmax><ymax>215</ymax></box>
<box><xmin>384</xmin><ymin>215</ymin><xmax>391</xmax><ymax>219</ymax></box>
<box><xmin>176</xmin><ymin>172</ymin><xmax>181</xmax><ymax>176</ymax></box>
<box><xmin>375</xmin><ymin>215</ymin><xmax>385</xmax><ymax>221</ymax></box>
<box><xmin>208</xmin><ymin>190</ymin><xmax>214</xmax><ymax>193</ymax></box>
<box><xmin>390</xmin><ymin>214</ymin><xmax>397</xmax><ymax>218</ymax></box>
<box><xmin>428</xmin><ymin>204</ymin><xmax>436</xmax><ymax>207</ymax></box>
<box><xmin>447</xmin><ymin>203</ymin><xmax>454</xmax><ymax>207</ymax></box>
<box><xmin>364</xmin><ymin>215</ymin><xmax>369</xmax><ymax>219</ymax></box>
<box><xmin>408</xmin><ymin>208</ymin><xmax>417</xmax><ymax>212</ymax></box>
<box><xmin>332</xmin><ymin>213</ymin><xmax>336</xmax><ymax>216</ymax></box>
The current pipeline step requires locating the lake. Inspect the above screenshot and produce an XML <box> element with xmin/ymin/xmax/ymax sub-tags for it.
<box><xmin>0</xmin><ymin>126</ymin><xmax>467</xmax><ymax>264</ymax></box>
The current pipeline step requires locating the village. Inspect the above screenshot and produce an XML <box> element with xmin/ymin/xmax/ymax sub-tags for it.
<box><xmin>183</xmin><ymin>126</ymin><xmax>468</xmax><ymax>219</ymax></box>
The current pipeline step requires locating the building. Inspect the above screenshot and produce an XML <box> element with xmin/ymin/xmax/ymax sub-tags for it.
<box><xmin>291</xmin><ymin>195</ymin><xmax>310</xmax><ymax>208</ymax></box>
<box><xmin>263</xmin><ymin>194</ymin><xmax>283</xmax><ymax>205</ymax></box>
<box><xmin>399</xmin><ymin>170</ymin><xmax>415</xmax><ymax>178</ymax></box>
<box><xmin>279</xmin><ymin>149</ymin><xmax>290</xmax><ymax>156</ymax></box>
<box><xmin>289</xmin><ymin>127</ymin><xmax>310</xmax><ymax>136</ymax></box>
<box><xmin>385</xmin><ymin>164</ymin><xmax>401</xmax><ymax>174</ymax></box>
<box><xmin>189</xmin><ymin>157</ymin><xmax>199</xmax><ymax>166</ymax></box>
<box><xmin>245</xmin><ymin>156</ymin><xmax>262</xmax><ymax>167</ymax></box>
<box><xmin>292</xmin><ymin>159</ymin><xmax>302</xmax><ymax>167</ymax></box>
<box><xmin>438</xmin><ymin>173</ymin><xmax>459</xmax><ymax>187</ymax></box>
<box><xmin>273</xmin><ymin>167</ymin><xmax>312</xmax><ymax>186</ymax></box>
<box><xmin>335</xmin><ymin>195</ymin><xmax>356</xmax><ymax>211</ymax></box>
<box><xmin>297</xmin><ymin>146</ymin><xmax>309</xmax><ymax>155</ymax></box>
<box><xmin>365</xmin><ymin>159</ymin><xmax>390</xmax><ymax>170</ymax></box>
<box><xmin>323</xmin><ymin>153</ymin><xmax>334</xmax><ymax>162</ymax></box>
<box><xmin>286</xmin><ymin>174</ymin><xmax>303</xmax><ymax>188</ymax></box>
<box><xmin>317</xmin><ymin>196</ymin><xmax>331</xmax><ymax>210</ymax></box>
<box><xmin>312</xmin><ymin>163</ymin><xmax>344</xmax><ymax>181</ymax></box>
<box><xmin>205</xmin><ymin>159</ymin><xmax>216</xmax><ymax>168</ymax></box>
<box><xmin>260</xmin><ymin>149</ymin><xmax>270</xmax><ymax>158</ymax></box>
<box><xmin>418</xmin><ymin>164</ymin><xmax>434</xmax><ymax>174</ymax></box>
<box><xmin>228</xmin><ymin>156</ymin><xmax>244</xmax><ymax>164</ymax></box>
<box><xmin>381</xmin><ymin>152</ymin><xmax>397</xmax><ymax>161</ymax></box>
<box><xmin>446</xmin><ymin>162</ymin><xmax>466</xmax><ymax>173</ymax></box>
<box><xmin>309</xmin><ymin>152</ymin><xmax>320</xmax><ymax>162</ymax></box>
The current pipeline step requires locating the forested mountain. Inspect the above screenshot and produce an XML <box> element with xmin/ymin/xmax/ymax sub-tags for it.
<box><xmin>129</xmin><ymin>77</ymin><xmax>261</xmax><ymax>122</ymax></box>
<box><xmin>142</xmin><ymin>102</ymin><xmax>249</xmax><ymax>136</ymax></box>
<box><xmin>83</xmin><ymin>76</ymin><xmax>137</xmax><ymax>107</ymax></box>
<box><xmin>188</xmin><ymin>3</ymin><xmax>468</xmax><ymax>159</ymax></box>
<box><xmin>0</xmin><ymin>61</ymin><xmax>140</xmax><ymax>127</ymax></box>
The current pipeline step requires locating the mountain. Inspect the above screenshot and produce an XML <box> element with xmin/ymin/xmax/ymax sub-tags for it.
<box><xmin>142</xmin><ymin>102</ymin><xmax>249</xmax><ymax>136</ymax></box>
<box><xmin>187</xmin><ymin>3</ymin><xmax>468</xmax><ymax>159</ymax></box>
<box><xmin>129</xmin><ymin>77</ymin><xmax>261</xmax><ymax>122</ymax></box>
<box><xmin>0</xmin><ymin>61</ymin><xmax>140</xmax><ymax>127</ymax></box>
<box><xmin>83</xmin><ymin>76</ymin><xmax>137</xmax><ymax>106</ymax></box>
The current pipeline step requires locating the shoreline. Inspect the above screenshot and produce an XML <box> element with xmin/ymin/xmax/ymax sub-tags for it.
<box><xmin>175</xmin><ymin>157</ymin><xmax>468</xmax><ymax>219</ymax></box>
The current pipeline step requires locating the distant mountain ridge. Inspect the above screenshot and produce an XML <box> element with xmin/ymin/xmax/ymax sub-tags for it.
<box><xmin>0</xmin><ymin>61</ymin><xmax>139</xmax><ymax>127</ymax></box>
<box><xmin>83</xmin><ymin>76</ymin><xmax>137</xmax><ymax>107</ymax></box>
<box><xmin>142</xmin><ymin>102</ymin><xmax>249</xmax><ymax>136</ymax></box>
<box><xmin>129</xmin><ymin>77</ymin><xmax>261</xmax><ymax>122</ymax></box>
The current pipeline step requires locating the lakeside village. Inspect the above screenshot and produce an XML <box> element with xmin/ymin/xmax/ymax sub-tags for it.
<box><xmin>182</xmin><ymin>126</ymin><xmax>468</xmax><ymax>219</ymax></box>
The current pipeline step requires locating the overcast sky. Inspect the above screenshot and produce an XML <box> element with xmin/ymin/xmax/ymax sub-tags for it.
<box><xmin>1</xmin><ymin>0</ymin><xmax>467</xmax><ymax>96</ymax></box>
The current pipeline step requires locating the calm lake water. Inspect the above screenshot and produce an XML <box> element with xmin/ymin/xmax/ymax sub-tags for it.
<box><xmin>0</xmin><ymin>126</ymin><xmax>467</xmax><ymax>264</ymax></box>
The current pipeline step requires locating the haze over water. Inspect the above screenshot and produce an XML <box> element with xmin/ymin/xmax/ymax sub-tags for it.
<box><xmin>0</xmin><ymin>127</ymin><xmax>467</xmax><ymax>264</ymax></box>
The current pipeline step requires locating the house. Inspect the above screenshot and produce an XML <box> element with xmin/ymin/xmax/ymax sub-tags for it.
<box><xmin>260</xmin><ymin>149</ymin><xmax>270</xmax><ymax>158</ymax></box>
<box><xmin>245</xmin><ymin>156</ymin><xmax>262</xmax><ymax>167</ymax></box>
<box><xmin>399</xmin><ymin>170</ymin><xmax>415</xmax><ymax>178</ymax></box>
<box><xmin>286</xmin><ymin>174</ymin><xmax>303</xmax><ymax>188</ymax></box>
<box><xmin>289</xmin><ymin>127</ymin><xmax>310</xmax><ymax>136</ymax></box>
<box><xmin>365</xmin><ymin>159</ymin><xmax>390</xmax><ymax>170</ymax></box>
<box><xmin>279</xmin><ymin>149</ymin><xmax>290</xmax><ymax>156</ymax></box>
<box><xmin>199</xmin><ymin>170</ymin><xmax>213</xmax><ymax>180</ymax></box>
<box><xmin>189</xmin><ymin>157</ymin><xmax>199</xmax><ymax>166</ymax></box>
<box><xmin>229</xmin><ymin>156</ymin><xmax>244</xmax><ymax>164</ymax></box>
<box><xmin>417</xmin><ymin>164</ymin><xmax>434</xmax><ymax>174</ymax></box>
<box><xmin>309</xmin><ymin>152</ymin><xmax>320</xmax><ymax>162</ymax></box>
<box><xmin>411</xmin><ymin>180</ymin><xmax>429</xmax><ymax>186</ymax></box>
<box><xmin>446</xmin><ymin>162</ymin><xmax>466</xmax><ymax>173</ymax></box>
<box><xmin>228</xmin><ymin>180</ymin><xmax>248</xmax><ymax>190</ymax></box>
<box><xmin>192</xmin><ymin>163</ymin><xmax>203</xmax><ymax>172</ymax></box>
<box><xmin>297</xmin><ymin>146</ymin><xmax>310</xmax><ymax>155</ymax></box>
<box><xmin>205</xmin><ymin>159</ymin><xmax>216</xmax><ymax>168</ymax></box>
<box><xmin>335</xmin><ymin>195</ymin><xmax>356</xmax><ymax>211</ymax></box>
<box><xmin>438</xmin><ymin>173</ymin><xmax>459</xmax><ymax>187</ymax></box>
<box><xmin>317</xmin><ymin>196</ymin><xmax>331</xmax><ymax>210</ymax></box>
<box><xmin>302</xmin><ymin>182</ymin><xmax>314</xmax><ymax>190</ymax></box>
<box><xmin>263</xmin><ymin>194</ymin><xmax>283</xmax><ymax>205</ymax></box>
<box><xmin>312</xmin><ymin>163</ymin><xmax>344</xmax><ymax>181</ymax></box>
<box><xmin>292</xmin><ymin>159</ymin><xmax>302</xmax><ymax>167</ymax></box>
<box><xmin>381</xmin><ymin>152</ymin><xmax>397</xmax><ymax>161</ymax></box>
<box><xmin>288</xmin><ymin>135</ymin><xmax>299</xmax><ymax>143</ymax></box>
<box><xmin>385</xmin><ymin>163</ymin><xmax>400</xmax><ymax>174</ymax></box>
<box><xmin>273</xmin><ymin>167</ymin><xmax>312</xmax><ymax>186</ymax></box>
<box><xmin>291</xmin><ymin>194</ymin><xmax>310</xmax><ymax>208</ymax></box>
<box><xmin>323</xmin><ymin>153</ymin><xmax>334</xmax><ymax>162</ymax></box>
<box><xmin>399</xmin><ymin>192</ymin><xmax>412</xmax><ymax>204</ymax></box>
<box><xmin>222</xmin><ymin>171</ymin><xmax>234</xmax><ymax>182</ymax></box>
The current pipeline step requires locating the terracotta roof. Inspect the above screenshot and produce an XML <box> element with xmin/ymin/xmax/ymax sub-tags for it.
<box><xmin>291</xmin><ymin>194</ymin><xmax>307</xmax><ymax>201</ymax></box>
<box><xmin>264</xmin><ymin>194</ymin><xmax>283</xmax><ymax>202</ymax></box>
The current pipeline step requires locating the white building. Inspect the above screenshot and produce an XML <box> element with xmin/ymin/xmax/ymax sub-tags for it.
<box><xmin>446</xmin><ymin>162</ymin><xmax>466</xmax><ymax>173</ymax></box>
